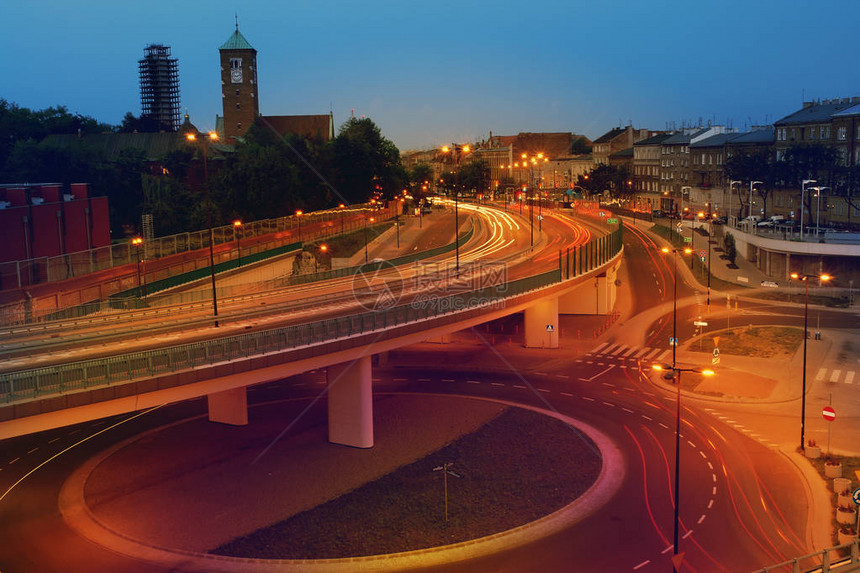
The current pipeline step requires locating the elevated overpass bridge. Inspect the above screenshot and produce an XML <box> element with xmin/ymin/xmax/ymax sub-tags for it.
<box><xmin>0</xmin><ymin>202</ymin><xmax>623</xmax><ymax>446</ymax></box>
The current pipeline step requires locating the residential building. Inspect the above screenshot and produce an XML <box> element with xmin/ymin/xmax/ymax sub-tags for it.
<box><xmin>592</xmin><ymin>126</ymin><xmax>655</xmax><ymax>165</ymax></box>
<box><xmin>633</xmin><ymin>133</ymin><xmax>673</xmax><ymax>211</ymax></box>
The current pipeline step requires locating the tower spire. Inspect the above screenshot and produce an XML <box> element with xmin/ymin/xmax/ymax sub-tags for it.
<box><xmin>235</xmin><ymin>12</ymin><xmax>239</xmax><ymax>32</ymax></box>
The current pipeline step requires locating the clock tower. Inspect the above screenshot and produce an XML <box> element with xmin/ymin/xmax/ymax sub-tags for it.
<box><xmin>219</xmin><ymin>23</ymin><xmax>258</xmax><ymax>141</ymax></box>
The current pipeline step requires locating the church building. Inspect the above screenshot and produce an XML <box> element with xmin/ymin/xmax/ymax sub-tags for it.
<box><xmin>216</xmin><ymin>24</ymin><xmax>334</xmax><ymax>144</ymax></box>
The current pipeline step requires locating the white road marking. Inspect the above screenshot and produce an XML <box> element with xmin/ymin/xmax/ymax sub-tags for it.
<box><xmin>491</xmin><ymin>382</ymin><xmax>505</xmax><ymax>387</ymax></box>
<box><xmin>26</xmin><ymin>448</ymin><xmax>37</xmax><ymax>455</ymax></box>
<box><xmin>708</xmin><ymin>499</ymin><xmax>714</xmax><ymax>509</ymax></box>
<box><xmin>466</xmin><ymin>380</ymin><xmax>481</xmax><ymax>384</ymax></box>
<box><xmin>9</xmin><ymin>458</ymin><xmax>20</xmax><ymax>465</ymax></box>
<box><xmin>682</xmin><ymin>530</ymin><xmax>693</xmax><ymax>539</ymax></box>
<box><xmin>417</xmin><ymin>378</ymin><xmax>431</xmax><ymax>382</ymax></box>
<box><xmin>634</xmin><ymin>561</ymin><xmax>650</xmax><ymax>570</ymax></box>
<box><xmin>442</xmin><ymin>379</ymin><xmax>455</xmax><ymax>382</ymax></box>
<box><xmin>697</xmin><ymin>514</ymin><xmax>706</xmax><ymax>524</ymax></box>
<box><xmin>393</xmin><ymin>378</ymin><xmax>408</xmax><ymax>382</ymax></box>
<box><xmin>592</xmin><ymin>342</ymin><xmax>610</xmax><ymax>353</ymax></box>
<box><xmin>830</xmin><ymin>370</ymin><xmax>842</xmax><ymax>383</ymax></box>
<box><xmin>845</xmin><ymin>371</ymin><xmax>855</xmax><ymax>384</ymax></box>
<box><xmin>583</xmin><ymin>396</ymin><xmax>596</xmax><ymax>402</ymax></box>
<box><xmin>561</xmin><ymin>392</ymin><xmax>574</xmax><ymax>397</ymax></box>
<box><xmin>513</xmin><ymin>384</ymin><xmax>526</xmax><ymax>389</ymax></box>
<box><xmin>815</xmin><ymin>368</ymin><xmax>827</xmax><ymax>381</ymax></box>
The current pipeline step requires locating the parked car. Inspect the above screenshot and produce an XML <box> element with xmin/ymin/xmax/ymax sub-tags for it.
<box><xmin>758</xmin><ymin>215</ymin><xmax>786</xmax><ymax>227</ymax></box>
<box><xmin>760</xmin><ymin>280</ymin><xmax>779</xmax><ymax>288</ymax></box>
<box><xmin>741</xmin><ymin>215</ymin><xmax>762</xmax><ymax>225</ymax></box>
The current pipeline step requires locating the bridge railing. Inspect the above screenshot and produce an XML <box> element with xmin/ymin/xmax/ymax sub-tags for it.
<box><xmin>0</xmin><ymin>225</ymin><xmax>622</xmax><ymax>405</ymax></box>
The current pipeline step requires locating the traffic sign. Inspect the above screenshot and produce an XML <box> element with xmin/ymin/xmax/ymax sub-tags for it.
<box><xmin>699</xmin><ymin>250</ymin><xmax>707</xmax><ymax>257</ymax></box>
<box><xmin>607</xmin><ymin>218</ymin><xmax>618</xmax><ymax>224</ymax></box>
<box><xmin>669</xmin><ymin>337</ymin><xmax>677</xmax><ymax>346</ymax></box>
<box><xmin>853</xmin><ymin>488</ymin><xmax>860</xmax><ymax>506</ymax></box>
<box><xmin>684</xmin><ymin>237</ymin><xmax>692</xmax><ymax>243</ymax></box>
<box><xmin>822</xmin><ymin>406</ymin><xmax>836</xmax><ymax>422</ymax></box>
<box><xmin>713</xmin><ymin>336</ymin><xmax>720</xmax><ymax>347</ymax></box>
<box><xmin>712</xmin><ymin>356</ymin><xmax>720</xmax><ymax>365</ymax></box>
<box><xmin>694</xmin><ymin>321</ymin><xmax>708</xmax><ymax>327</ymax></box>
<box><xmin>546</xmin><ymin>324</ymin><xmax>554</xmax><ymax>332</ymax></box>
<box><xmin>712</xmin><ymin>348</ymin><xmax>720</xmax><ymax>357</ymax></box>
<box><xmin>598</xmin><ymin>211</ymin><xmax>606</xmax><ymax>217</ymax></box>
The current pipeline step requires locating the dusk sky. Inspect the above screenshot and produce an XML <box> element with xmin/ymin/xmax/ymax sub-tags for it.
<box><xmin>4</xmin><ymin>0</ymin><xmax>857</xmax><ymax>151</ymax></box>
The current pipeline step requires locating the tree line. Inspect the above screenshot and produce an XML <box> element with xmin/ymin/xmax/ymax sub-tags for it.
<box><xmin>0</xmin><ymin>99</ymin><xmax>418</xmax><ymax>239</ymax></box>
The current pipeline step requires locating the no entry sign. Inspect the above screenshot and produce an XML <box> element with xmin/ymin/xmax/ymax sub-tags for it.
<box><xmin>822</xmin><ymin>406</ymin><xmax>836</xmax><ymax>422</ymax></box>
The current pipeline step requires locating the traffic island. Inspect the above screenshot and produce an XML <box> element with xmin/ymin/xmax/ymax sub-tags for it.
<box><xmin>60</xmin><ymin>394</ymin><xmax>624</xmax><ymax>571</ymax></box>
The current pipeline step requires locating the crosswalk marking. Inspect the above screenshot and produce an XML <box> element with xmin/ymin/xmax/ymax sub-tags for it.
<box><xmin>622</xmin><ymin>346</ymin><xmax>639</xmax><ymax>357</ymax></box>
<box><xmin>657</xmin><ymin>349</ymin><xmax>672</xmax><ymax>362</ymax></box>
<box><xmin>591</xmin><ymin>342</ymin><xmax>610</xmax><ymax>354</ymax></box>
<box><xmin>845</xmin><ymin>371</ymin><xmax>855</xmax><ymax>384</ymax></box>
<box><xmin>634</xmin><ymin>347</ymin><xmax>651</xmax><ymax>358</ymax></box>
<box><xmin>811</xmin><ymin>368</ymin><xmax>857</xmax><ymax>384</ymax></box>
<box><xmin>643</xmin><ymin>348</ymin><xmax>662</xmax><ymax>360</ymax></box>
<box><xmin>815</xmin><ymin>368</ymin><xmax>827</xmax><ymax>381</ymax></box>
<box><xmin>604</xmin><ymin>343</ymin><xmax>622</xmax><ymax>355</ymax></box>
<box><xmin>830</xmin><ymin>370</ymin><xmax>842</xmax><ymax>383</ymax></box>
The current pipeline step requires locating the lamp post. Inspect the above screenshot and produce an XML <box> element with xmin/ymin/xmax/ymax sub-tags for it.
<box><xmin>132</xmin><ymin>236</ymin><xmax>146</xmax><ymax>300</ymax></box>
<box><xmin>233</xmin><ymin>219</ymin><xmax>243</xmax><ymax>264</ymax></box>
<box><xmin>295</xmin><ymin>210</ymin><xmax>303</xmax><ymax>243</ymax></box>
<box><xmin>791</xmin><ymin>271</ymin><xmax>831</xmax><ymax>451</ymax></box>
<box><xmin>729</xmin><ymin>180</ymin><xmax>742</xmax><ymax>226</ymax></box>
<box><xmin>442</xmin><ymin>144</ymin><xmax>471</xmax><ymax>273</ymax></box>
<box><xmin>338</xmin><ymin>203</ymin><xmax>346</xmax><ymax>234</ymax></box>
<box><xmin>810</xmin><ymin>186</ymin><xmax>829</xmax><ymax>237</ymax></box>
<box><xmin>750</xmin><ymin>181</ymin><xmax>764</xmax><ymax>225</ymax></box>
<box><xmin>661</xmin><ymin>246</ymin><xmax>693</xmax><ymax>368</ymax></box>
<box><xmin>186</xmin><ymin>131</ymin><xmax>221</xmax><ymax>327</ymax></box>
<box><xmin>652</xmin><ymin>362</ymin><xmax>714</xmax><ymax>568</ymax></box>
<box><xmin>364</xmin><ymin>216</ymin><xmax>374</xmax><ymax>264</ymax></box>
<box><xmin>800</xmin><ymin>179</ymin><xmax>817</xmax><ymax>240</ymax></box>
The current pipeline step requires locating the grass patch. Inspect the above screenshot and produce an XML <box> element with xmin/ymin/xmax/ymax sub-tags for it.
<box><xmin>308</xmin><ymin>222</ymin><xmax>394</xmax><ymax>260</ymax></box>
<box><xmin>213</xmin><ymin>407</ymin><xmax>601</xmax><ymax>559</ymax></box>
<box><xmin>714</xmin><ymin>326</ymin><xmax>803</xmax><ymax>358</ymax></box>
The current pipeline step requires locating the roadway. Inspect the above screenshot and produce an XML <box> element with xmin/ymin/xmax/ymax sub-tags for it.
<box><xmin>0</xmin><ymin>209</ymin><xmax>839</xmax><ymax>572</ymax></box>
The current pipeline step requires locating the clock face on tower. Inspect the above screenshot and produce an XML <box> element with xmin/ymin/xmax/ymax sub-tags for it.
<box><xmin>231</xmin><ymin>68</ymin><xmax>243</xmax><ymax>83</ymax></box>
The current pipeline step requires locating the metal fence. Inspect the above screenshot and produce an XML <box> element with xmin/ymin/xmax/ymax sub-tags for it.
<box><xmin>0</xmin><ymin>224</ymin><xmax>622</xmax><ymax>404</ymax></box>
<box><xmin>0</xmin><ymin>205</ymin><xmax>377</xmax><ymax>290</ymax></box>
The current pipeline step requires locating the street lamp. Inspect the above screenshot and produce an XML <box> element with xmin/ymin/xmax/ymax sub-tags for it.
<box><xmin>338</xmin><ymin>203</ymin><xmax>346</xmax><ymax>234</ymax></box>
<box><xmin>186</xmin><ymin>131</ymin><xmax>221</xmax><ymax>327</ymax></box>
<box><xmin>661</xmin><ymin>246</ymin><xmax>693</xmax><ymax>367</ymax></box>
<box><xmin>233</xmin><ymin>219</ymin><xmax>243</xmax><ymax>264</ymax></box>
<box><xmin>729</xmin><ymin>180</ymin><xmax>742</xmax><ymax>225</ymax></box>
<box><xmin>132</xmin><ymin>237</ymin><xmax>146</xmax><ymax>300</ymax></box>
<box><xmin>800</xmin><ymin>179</ymin><xmax>817</xmax><ymax>240</ymax></box>
<box><xmin>651</xmin><ymin>362</ymin><xmax>714</xmax><ymax>567</ymax></box>
<box><xmin>364</xmin><ymin>216</ymin><xmax>375</xmax><ymax>264</ymax></box>
<box><xmin>810</xmin><ymin>186</ymin><xmax>829</xmax><ymax>237</ymax></box>
<box><xmin>441</xmin><ymin>144</ymin><xmax>471</xmax><ymax>273</ymax></box>
<box><xmin>790</xmin><ymin>271</ymin><xmax>832</xmax><ymax>452</ymax></box>
<box><xmin>750</xmin><ymin>181</ymin><xmax>764</xmax><ymax>223</ymax></box>
<box><xmin>295</xmin><ymin>210</ymin><xmax>303</xmax><ymax>243</ymax></box>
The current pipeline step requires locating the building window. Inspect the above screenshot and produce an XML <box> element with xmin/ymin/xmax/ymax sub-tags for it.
<box><xmin>809</xmin><ymin>128</ymin><xmax>816</xmax><ymax>140</ymax></box>
<box><xmin>820</xmin><ymin>125</ymin><xmax>830</xmax><ymax>139</ymax></box>
<box><xmin>236</xmin><ymin>103</ymin><xmax>240</xmax><ymax>110</ymax></box>
<box><xmin>776</xmin><ymin>127</ymin><xmax>786</xmax><ymax>141</ymax></box>
<box><xmin>230</xmin><ymin>58</ymin><xmax>242</xmax><ymax>69</ymax></box>
<box><xmin>776</xmin><ymin>149</ymin><xmax>785</xmax><ymax>161</ymax></box>
<box><xmin>856</xmin><ymin>126</ymin><xmax>860</xmax><ymax>140</ymax></box>
<box><xmin>837</xmin><ymin>126</ymin><xmax>847</xmax><ymax>141</ymax></box>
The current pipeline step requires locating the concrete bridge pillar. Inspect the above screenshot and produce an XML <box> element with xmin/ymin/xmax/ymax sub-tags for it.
<box><xmin>327</xmin><ymin>355</ymin><xmax>374</xmax><ymax>448</ymax></box>
<box><xmin>207</xmin><ymin>387</ymin><xmax>248</xmax><ymax>426</ymax></box>
<box><xmin>524</xmin><ymin>296</ymin><xmax>559</xmax><ymax>348</ymax></box>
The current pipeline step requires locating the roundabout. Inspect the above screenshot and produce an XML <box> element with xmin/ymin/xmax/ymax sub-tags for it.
<box><xmin>58</xmin><ymin>393</ymin><xmax>624</xmax><ymax>572</ymax></box>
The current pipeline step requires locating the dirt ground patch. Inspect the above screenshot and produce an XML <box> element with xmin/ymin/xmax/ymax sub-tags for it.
<box><xmin>712</xmin><ymin>326</ymin><xmax>803</xmax><ymax>358</ymax></box>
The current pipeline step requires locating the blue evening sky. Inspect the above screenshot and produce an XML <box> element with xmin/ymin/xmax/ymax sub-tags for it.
<box><xmin>3</xmin><ymin>0</ymin><xmax>857</xmax><ymax>151</ymax></box>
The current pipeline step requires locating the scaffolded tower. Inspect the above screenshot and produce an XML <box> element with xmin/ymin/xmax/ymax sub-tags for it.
<box><xmin>138</xmin><ymin>44</ymin><xmax>181</xmax><ymax>131</ymax></box>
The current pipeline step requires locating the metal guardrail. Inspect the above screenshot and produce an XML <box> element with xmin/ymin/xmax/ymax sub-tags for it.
<box><xmin>0</xmin><ymin>225</ymin><xmax>622</xmax><ymax>404</ymax></box>
<box><xmin>756</xmin><ymin>539</ymin><xmax>859</xmax><ymax>572</ymax></box>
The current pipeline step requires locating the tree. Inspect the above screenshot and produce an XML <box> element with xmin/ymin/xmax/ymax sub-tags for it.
<box><xmin>723</xmin><ymin>232</ymin><xmax>737</xmax><ymax>266</ymax></box>
<box><xmin>327</xmin><ymin>117</ymin><xmax>406</xmax><ymax>204</ymax></box>
<box><xmin>458</xmin><ymin>159</ymin><xmax>490</xmax><ymax>196</ymax></box>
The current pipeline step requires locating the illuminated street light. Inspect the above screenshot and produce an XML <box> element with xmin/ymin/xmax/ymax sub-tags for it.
<box><xmin>186</xmin><ymin>130</ymin><xmax>221</xmax><ymax>327</ymax></box>
<box><xmin>233</xmin><ymin>220</ymin><xmax>243</xmax><ymax>264</ymax></box>
<box><xmin>295</xmin><ymin>210</ymin><xmax>303</xmax><ymax>243</ymax></box>
<box><xmin>364</xmin><ymin>216</ymin><xmax>375</xmax><ymax>264</ymax></box>
<box><xmin>800</xmin><ymin>179</ymin><xmax>816</xmax><ymax>240</ymax></box>
<box><xmin>652</xmin><ymin>359</ymin><xmax>715</xmax><ymax>569</ymax></box>
<box><xmin>131</xmin><ymin>237</ymin><xmax>146</xmax><ymax>300</ymax></box>
<box><xmin>790</xmin><ymin>271</ymin><xmax>832</xmax><ymax>451</ymax></box>
<box><xmin>441</xmin><ymin>143</ymin><xmax>472</xmax><ymax>273</ymax></box>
